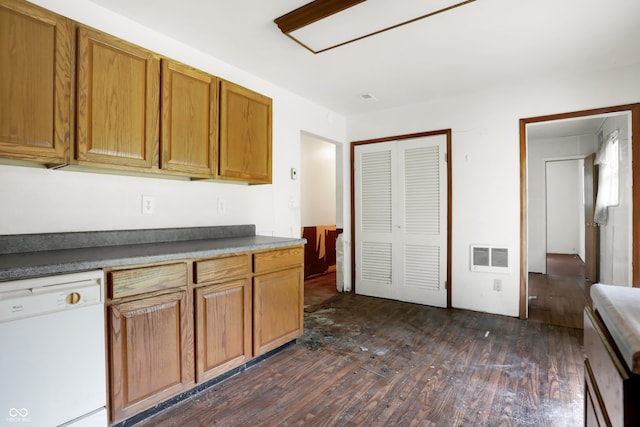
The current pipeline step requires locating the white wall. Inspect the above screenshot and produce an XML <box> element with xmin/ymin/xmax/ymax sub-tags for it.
<box><xmin>0</xmin><ymin>0</ymin><xmax>348</xmax><ymax>253</ymax></box>
<box><xmin>300</xmin><ymin>135</ymin><xmax>336</xmax><ymax>227</ymax></box>
<box><xmin>527</xmin><ymin>135</ymin><xmax>596</xmax><ymax>273</ymax></box>
<box><xmin>598</xmin><ymin>114</ymin><xmax>632</xmax><ymax>286</ymax></box>
<box><xmin>546</xmin><ymin>160</ymin><xmax>582</xmax><ymax>254</ymax></box>
<box><xmin>348</xmin><ymin>63</ymin><xmax>640</xmax><ymax>317</ymax></box>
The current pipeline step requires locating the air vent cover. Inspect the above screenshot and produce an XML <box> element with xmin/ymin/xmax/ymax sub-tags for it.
<box><xmin>470</xmin><ymin>245</ymin><xmax>509</xmax><ymax>273</ymax></box>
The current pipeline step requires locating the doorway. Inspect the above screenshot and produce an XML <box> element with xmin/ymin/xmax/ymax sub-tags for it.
<box><xmin>520</xmin><ymin>103</ymin><xmax>640</xmax><ymax>321</ymax></box>
<box><xmin>531</xmin><ymin>157</ymin><xmax>592</xmax><ymax>328</ymax></box>
<box><xmin>300</xmin><ymin>133</ymin><xmax>339</xmax><ymax>312</ymax></box>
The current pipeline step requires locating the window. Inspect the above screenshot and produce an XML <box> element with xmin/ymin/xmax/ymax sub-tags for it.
<box><xmin>594</xmin><ymin>130</ymin><xmax>620</xmax><ymax>224</ymax></box>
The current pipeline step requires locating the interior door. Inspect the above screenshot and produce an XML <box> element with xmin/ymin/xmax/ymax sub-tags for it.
<box><xmin>584</xmin><ymin>153</ymin><xmax>598</xmax><ymax>282</ymax></box>
<box><xmin>354</xmin><ymin>135</ymin><xmax>448</xmax><ymax>307</ymax></box>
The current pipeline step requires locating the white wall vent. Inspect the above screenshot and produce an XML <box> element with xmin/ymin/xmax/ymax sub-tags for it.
<box><xmin>470</xmin><ymin>245</ymin><xmax>509</xmax><ymax>273</ymax></box>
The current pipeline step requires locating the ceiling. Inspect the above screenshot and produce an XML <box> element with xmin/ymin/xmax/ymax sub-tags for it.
<box><xmin>527</xmin><ymin>116</ymin><xmax>606</xmax><ymax>141</ymax></box>
<box><xmin>87</xmin><ymin>0</ymin><xmax>640</xmax><ymax>116</ymax></box>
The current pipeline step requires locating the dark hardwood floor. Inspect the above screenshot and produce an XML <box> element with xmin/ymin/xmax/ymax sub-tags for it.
<box><xmin>136</xmin><ymin>291</ymin><xmax>584</xmax><ymax>426</ymax></box>
<box><xmin>304</xmin><ymin>271</ymin><xmax>338</xmax><ymax>313</ymax></box>
<box><xmin>528</xmin><ymin>253</ymin><xmax>593</xmax><ymax>329</ymax></box>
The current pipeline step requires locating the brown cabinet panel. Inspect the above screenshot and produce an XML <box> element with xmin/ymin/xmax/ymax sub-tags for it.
<box><xmin>219</xmin><ymin>80</ymin><xmax>272</xmax><ymax>184</ymax></box>
<box><xmin>253</xmin><ymin>267</ymin><xmax>303</xmax><ymax>356</ymax></box>
<box><xmin>584</xmin><ymin>308</ymin><xmax>640</xmax><ymax>426</ymax></box>
<box><xmin>195</xmin><ymin>279</ymin><xmax>252</xmax><ymax>381</ymax></box>
<box><xmin>584</xmin><ymin>309</ymin><xmax>626</xmax><ymax>426</ymax></box>
<box><xmin>76</xmin><ymin>27</ymin><xmax>159</xmax><ymax>168</ymax></box>
<box><xmin>0</xmin><ymin>0</ymin><xmax>71</xmax><ymax>163</ymax></box>
<box><xmin>253</xmin><ymin>246</ymin><xmax>304</xmax><ymax>274</ymax></box>
<box><xmin>194</xmin><ymin>254</ymin><xmax>250</xmax><ymax>285</ymax></box>
<box><xmin>109</xmin><ymin>263</ymin><xmax>187</xmax><ymax>299</ymax></box>
<box><xmin>161</xmin><ymin>59</ymin><xmax>218</xmax><ymax>177</ymax></box>
<box><xmin>585</xmin><ymin>359</ymin><xmax>609</xmax><ymax>427</ymax></box>
<box><xmin>109</xmin><ymin>289</ymin><xmax>194</xmax><ymax>423</ymax></box>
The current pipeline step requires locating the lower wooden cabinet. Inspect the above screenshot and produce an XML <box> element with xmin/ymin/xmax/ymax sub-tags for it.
<box><xmin>253</xmin><ymin>251</ymin><xmax>304</xmax><ymax>356</ymax></box>
<box><xmin>107</xmin><ymin>265</ymin><xmax>194</xmax><ymax>424</ymax></box>
<box><xmin>195</xmin><ymin>278</ymin><xmax>252</xmax><ymax>382</ymax></box>
<box><xmin>106</xmin><ymin>245</ymin><xmax>304</xmax><ymax>424</ymax></box>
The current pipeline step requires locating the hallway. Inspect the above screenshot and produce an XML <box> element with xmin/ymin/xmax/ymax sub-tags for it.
<box><xmin>528</xmin><ymin>253</ymin><xmax>593</xmax><ymax>329</ymax></box>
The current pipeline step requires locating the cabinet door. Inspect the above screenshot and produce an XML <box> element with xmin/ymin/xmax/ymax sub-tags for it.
<box><xmin>195</xmin><ymin>279</ymin><xmax>251</xmax><ymax>382</ymax></box>
<box><xmin>161</xmin><ymin>59</ymin><xmax>218</xmax><ymax>177</ymax></box>
<box><xmin>219</xmin><ymin>81</ymin><xmax>272</xmax><ymax>184</ymax></box>
<box><xmin>76</xmin><ymin>27</ymin><xmax>159</xmax><ymax>169</ymax></box>
<box><xmin>0</xmin><ymin>0</ymin><xmax>72</xmax><ymax>163</ymax></box>
<box><xmin>253</xmin><ymin>267</ymin><xmax>303</xmax><ymax>356</ymax></box>
<box><xmin>109</xmin><ymin>290</ymin><xmax>194</xmax><ymax>423</ymax></box>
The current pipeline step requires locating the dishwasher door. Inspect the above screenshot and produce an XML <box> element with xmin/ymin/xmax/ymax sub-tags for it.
<box><xmin>0</xmin><ymin>271</ymin><xmax>107</xmax><ymax>426</ymax></box>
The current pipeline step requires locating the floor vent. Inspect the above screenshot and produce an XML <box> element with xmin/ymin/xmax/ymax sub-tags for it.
<box><xmin>470</xmin><ymin>245</ymin><xmax>509</xmax><ymax>273</ymax></box>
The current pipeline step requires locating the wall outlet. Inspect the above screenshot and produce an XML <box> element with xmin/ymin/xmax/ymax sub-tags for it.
<box><xmin>493</xmin><ymin>279</ymin><xmax>502</xmax><ymax>292</ymax></box>
<box><xmin>217</xmin><ymin>198</ymin><xmax>227</xmax><ymax>214</ymax></box>
<box><xmin>141</xmin><ymin>195</ymin><xmax>155</xmax><ymax>215</ymax></box>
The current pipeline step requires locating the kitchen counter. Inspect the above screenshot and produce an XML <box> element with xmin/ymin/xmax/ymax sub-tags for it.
<box><xmin>0</xmin><ymin>225</ymin><xmax>305</xmax><ymax>282</ymax></box>
<box><xmin>591</xmin><ymin>283</ymin><xmax>640</xmax><ymax>374</ymax></box>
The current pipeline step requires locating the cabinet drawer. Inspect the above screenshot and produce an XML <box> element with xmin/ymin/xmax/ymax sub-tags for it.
<box><xmin>253</xmin><ymin>246</ymin><xmax>303</xmax><ymax>274</ymax></box>
<box><xmin>194</xmin><ymin>254</ymin><xmax>250</xmax><ymax>285</ymax></box>
<box><xmin>109</xmin><ymin>263</ymin><xmax>187</xmax><ymax>299</ymax></box>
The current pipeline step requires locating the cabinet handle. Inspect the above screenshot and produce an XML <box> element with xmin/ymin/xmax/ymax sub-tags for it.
<box><xmin>66</xmin><ymin>292</ymin><xmax>81</xmax><ymax>305</ymax></box>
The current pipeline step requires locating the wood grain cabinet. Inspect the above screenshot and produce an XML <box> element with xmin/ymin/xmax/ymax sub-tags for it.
<box><xmin>193</xmin><ymin>254</ymin><xmax>252</xmax><ymax>381</ymax></box>
<box><xmin>107</xmin><ymin>263</ymin><xmax>193</xmax><ymax>423</ymax></box>
<box><xmin>161</xmin><ymin>59</ymin><xmax>218</xmax><ymax>178</ymax></box>
<box><xmin>76</xmin><ymin>26</ymin><xmax>160</xmax><ymax>170</ymax></box>
<box><xmin>252</xmin><ymin>246</ymin><xmax>304</xmax><ymax>356</ymax></box>
<box><xmin>0</xmin><ymin>2</ymin><xmax>274</xmax><ymax>183</ymax></box>
<box><xmin>0</xmin><ymin>0</ymin><xmax>72</xmax><ymax>164</ymax></box>
<box><xmin>104</xmin><ymin>245</ymin><xmax>304</xmax><ymax>424</ymax></box>
<box><xmin>584</xmin><ymin>307</ymin><xmax>640</xmax><ymax>426</ymax></box>
<box><xmin>219</xmin><ymin>80</ymin><xmax>272</xmax><ymax>184</ymax></box>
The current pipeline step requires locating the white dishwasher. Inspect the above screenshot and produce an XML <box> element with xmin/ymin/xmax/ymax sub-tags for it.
<box><xmin>0</xmin><ymin>270</ymin><xmax>107</xmax><ymax>427</ymax></box>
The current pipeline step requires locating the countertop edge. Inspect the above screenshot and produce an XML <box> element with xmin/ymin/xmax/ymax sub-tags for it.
<box><xmin>0</xmin><ymin>237</ymin><xmax>306</xmax><ymax>282</ymax></box>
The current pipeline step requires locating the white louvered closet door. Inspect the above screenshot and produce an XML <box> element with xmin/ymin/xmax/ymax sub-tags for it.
<box><xmin>355</xmin><ymin>141</ymin><xmax>397</xmax><ymax>300</ymax></box>
<box><xmin>355</xmin><ymin>135</ymin><xmax>447</xmax><ymax>307</ymax></box>
<box><xmin>396</xmin><ymin>136</ymin><xmax>447</xmax><ymax>307</ymax></box>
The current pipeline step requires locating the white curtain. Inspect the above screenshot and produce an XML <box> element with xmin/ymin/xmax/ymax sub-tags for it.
<box><xmin>594</xmin><ymin>130</ymin><xmax>620</xmax><ymax>225</ymax></box>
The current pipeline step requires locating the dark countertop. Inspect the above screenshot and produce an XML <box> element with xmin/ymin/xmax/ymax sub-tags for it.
<box><xmin>0</xmin><ymin>226</ymin><xmax>305</xmax><ymax>283</ymax></box>
<box><xmin>591</xmin><ymin>283</ymin><xmax>640</xmax><ymax>375</ymax></box>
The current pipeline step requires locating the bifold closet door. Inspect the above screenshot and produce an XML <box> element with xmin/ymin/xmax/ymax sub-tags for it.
<box><xmin>355</xmin><ymin>135</ymin><xmax>447</xmax><ymax>307</ymax></box>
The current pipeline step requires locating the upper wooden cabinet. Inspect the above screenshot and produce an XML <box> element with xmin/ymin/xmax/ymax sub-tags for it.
<box><xmin>76</xmin><ymin>27</ymin><xmax>160</xmax><ymax>169</ymax></box>
<box><xmin>219</xmin><ymin>81</ymin><xmax>272</xmax><ymax>184</ymax></box>
<box><xmin>0</xmin><ymin>0</ymin><xmax>72</xmax><ymax>164</ymax></box>
<box><xmin>0</xmin><ymin>1</ymin><xmax>273</xmax><ymax>183</ymax></box>
<box><xmin>161</xmin><ymin>59</ymin><xmax>218</xmax><ymax>178</ymax></box>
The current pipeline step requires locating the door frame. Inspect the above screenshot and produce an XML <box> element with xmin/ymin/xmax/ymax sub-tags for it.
<box><xmin>350</xmin><ymin>129</ymin><xmax>452</xmax><ymax>308</ymax></box>
<box><xmin>519</xmin><ymin>103</ymin><xmax>640</xmax><ymax>319</ymax></box>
